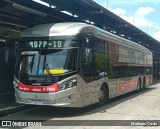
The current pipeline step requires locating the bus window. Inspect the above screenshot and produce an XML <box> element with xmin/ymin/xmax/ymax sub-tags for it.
<box><xmin>82</xmin><ymin>37</ymin><xmax>97</xmax><ymax>77</ymax></box>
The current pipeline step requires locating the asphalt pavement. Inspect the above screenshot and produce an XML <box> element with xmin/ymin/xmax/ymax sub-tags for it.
<box><xmin>0</xmin><ymin>92</ymin><xmax>27</xmax><ymax>117</ymax></box>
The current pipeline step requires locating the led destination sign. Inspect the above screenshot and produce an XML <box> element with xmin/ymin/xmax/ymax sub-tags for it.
<box><xmin>28</xmin><ymin>40</ymin><xmax>64</xmax><ymax>48</ymax></box>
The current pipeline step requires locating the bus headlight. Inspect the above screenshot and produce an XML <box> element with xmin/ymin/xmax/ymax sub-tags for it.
<box><xmin>59</xmin><ymin>78</ymin><xmax>77</xmax><ymax>91</ymax></box>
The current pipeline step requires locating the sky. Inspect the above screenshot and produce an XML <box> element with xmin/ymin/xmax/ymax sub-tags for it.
<box><xmin>93</xmin><ymin>0</ymin><xmax>160</xmax><ymax>41</ymax></box>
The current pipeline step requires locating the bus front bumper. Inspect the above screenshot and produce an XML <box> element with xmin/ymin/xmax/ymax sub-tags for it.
<box><xmin>14</xmin><ymin>87</ymin><xmax>80</xmax><ymax>107</ymax></box>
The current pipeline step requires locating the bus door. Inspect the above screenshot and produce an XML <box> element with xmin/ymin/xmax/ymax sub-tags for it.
<box><xmin>81</xmin><ymin>37</ymin><xmax>99</xmax><ymax>106</ymax></box>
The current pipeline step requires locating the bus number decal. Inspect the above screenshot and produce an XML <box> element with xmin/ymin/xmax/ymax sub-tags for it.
<box><xmin>30</xmin><ymin>41</ymin><xmax>34</xmax><ymax>48</ymax></box>
<box><xmin>29</xmin><ymin>41</ymin><xmax>47</xmax><ymax>48</ymax></box>
<box><xmin>53</xmin><ymin>41</ymin><xmax>62</xmax><ymax>48</ymax></box>
<box><xmin>28</xmin><ymin>40</ymin><xmax>64</xmax><ymax>48</ymax></box>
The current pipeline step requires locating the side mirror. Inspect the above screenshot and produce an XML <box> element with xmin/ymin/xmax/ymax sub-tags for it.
<box><xmin>99</xmin><ymin>72</ymin><xmax>107</xmax><ymax>78</ymax></box>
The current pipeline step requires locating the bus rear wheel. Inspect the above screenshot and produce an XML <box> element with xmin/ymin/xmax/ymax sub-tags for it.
<box><xmin>142</xmin><ymin>78</ymin><xmax>146</xmax><ymax>90</ymax></box>
<box><xmin>98</xmin><ymin>86</ymin><xmax>108</xmax><ymax>106</ymax></box>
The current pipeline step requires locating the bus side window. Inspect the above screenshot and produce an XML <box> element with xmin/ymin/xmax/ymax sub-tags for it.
<box><xmin>83</xmin><ymin>48</ymin><xmax>93</xmax><ymax>70</ymax></box>
<box><xmin>93</xmin><ymin>38</ymin><xmax>107</xmax><ymax>73</ymax></box>
<box><xmin>82</xmin><ymin>37</ymin><xmax>94</xmax><ymax>71</ymax></box>
<box><xmin>84</xmin><ymin>48</ymin><xmax>92</xmax><ymax>66</ymax></box>
<box><xmin>82</xmin><ymin>37</ymin><xmax>100</xmax><ymax>77</ymax></box>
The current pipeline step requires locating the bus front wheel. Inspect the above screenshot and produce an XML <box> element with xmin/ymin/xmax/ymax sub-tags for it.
<box><xmin>98</xmin><ymin>85</ymin><xmax>108</xmax><ymax>106</ymax></box>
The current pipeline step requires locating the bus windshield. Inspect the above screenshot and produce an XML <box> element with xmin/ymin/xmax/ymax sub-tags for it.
<box><xmin>15</xmin><ymin>48</ymin><xmax>78</xmax><ymax>84</ymax></box>
<box><xmin>18</xmin><ymin>48</ymin><xmax>78</xmax><ymax>76</ymax></box>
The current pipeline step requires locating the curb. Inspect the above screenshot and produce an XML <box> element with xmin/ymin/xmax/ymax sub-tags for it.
<box><xmin>0</xmin><ymin>105</ymin><xmax>29</xmax><ymax>117</ymax></box>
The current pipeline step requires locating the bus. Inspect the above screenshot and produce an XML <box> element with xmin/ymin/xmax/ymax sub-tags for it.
<box><xmin>13</xmin><ymin>22</ymin><xmax>153</xmax><ymax>107</ymax></box>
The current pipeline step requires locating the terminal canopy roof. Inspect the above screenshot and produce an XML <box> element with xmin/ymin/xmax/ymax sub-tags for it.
<box><xmin>0</xmin><ymin>0</ymin><xmax>160</xmax><ymax>60</ymax></box>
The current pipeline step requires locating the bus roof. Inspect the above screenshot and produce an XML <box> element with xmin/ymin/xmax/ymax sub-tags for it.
<box><xmin>20</xmin><ymin>22</ymin><xmax>151</xmax><ymax>53</ymax></box>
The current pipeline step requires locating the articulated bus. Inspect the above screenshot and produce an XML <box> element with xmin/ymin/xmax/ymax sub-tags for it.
<box><xmin>13</xmin><ymin>22</ymin><xmax>153</xmax><ymax>107</ymax></box>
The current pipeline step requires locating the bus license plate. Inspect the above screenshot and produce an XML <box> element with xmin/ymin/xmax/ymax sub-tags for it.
<box><xmin>31</xmin><ymin>100</ymin><xmax>42</xmax><ymax>104</ymax></box>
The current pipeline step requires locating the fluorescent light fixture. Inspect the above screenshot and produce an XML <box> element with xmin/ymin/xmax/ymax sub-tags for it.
<box><xmin>61</xmin><ymin>10</ymin><xmax>78</xmax><ymax>18</ymax></box>
<box><xmin>61</xmin><ymin>10</ymin><xmax>73</xmax><ymax>16</ymax></box>
<box><xmin>73</xmin><ymin>14</ymin><xmax>78</xmax><ymax>18</ymax></box>
<box><xmin>119</xmin><ymin>34</ymin><xmax>125</xmax><ymax>37</ymax></box>
<box><xmin>83</xmin><ymin>19</ymin><xmax>90</xmax><ymax>23</ymax></box>
<box><xmin>32</xmin><ymin>0</ymin><xmax>56</xmax><ymax>8</ymax></box>
<box><xmin>111</xmin><ymin>30</ymin><xmax>117</xmax><ymax>33</ymax></box>
<box><xmin>91</xmin><ymin>21</ymin><xmax>95</xmax><ymax>25</ymax></box>
<box><xmin>32</xmin><ymin>0</ymin><xmax>50</xmax><ymax>7</ymax></box>
<box><xmin>0</xmin><ymin>26</ymin><xmax>21</xmax><ymax>32</ymax></box>
<box><xmin>0</xmin><ymin>21</ymin><xmax>27</xmax><ymax>28</ymax></box>
<box><xmin>12</xmin><ymin>3</ymin><xmax>47</xmax><ymax>17</ymax></box>
<box><xmin>51</xmin><ymin>5</ymin><xmax>56</xmax><ymax>8</ymax></box>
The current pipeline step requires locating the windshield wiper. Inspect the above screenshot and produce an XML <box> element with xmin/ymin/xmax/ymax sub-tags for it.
<box><xmin>44</xmin><ymin>64</ymin><xmax>55</xmax><ymax>82</ymax></box>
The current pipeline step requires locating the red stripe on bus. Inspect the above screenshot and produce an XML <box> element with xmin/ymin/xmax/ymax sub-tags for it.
<box><xmin>117</xmin><ymin>80</ymin><xmax>138</xmax><ymax>91</ymax></box>
<box><xmin>18</xmin><ymin>82</ymin><xmax>59</xmax><ymax>92</ymax></box>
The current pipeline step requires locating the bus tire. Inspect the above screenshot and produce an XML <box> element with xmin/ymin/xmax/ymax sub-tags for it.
<box><xmin>98</xmin><ymin>85</ymin><xmax>108</xmax><ymax>106</ymax></box>
<box><xmin>137</xmin><ymin>79</ymin><xmax>141</xmax><ymax>92</ymax></box>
